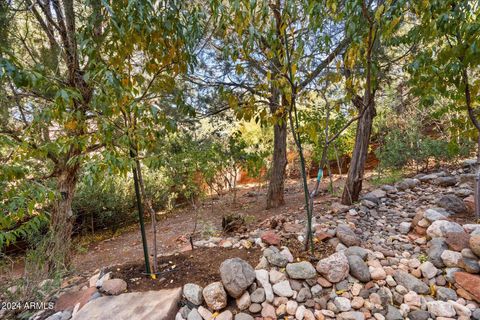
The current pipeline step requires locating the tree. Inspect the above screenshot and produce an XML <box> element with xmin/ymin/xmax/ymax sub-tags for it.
<box><xmin>407</xmin><ymin>0</ymin><xmax>479</xmax><ymax>214</ymax></box>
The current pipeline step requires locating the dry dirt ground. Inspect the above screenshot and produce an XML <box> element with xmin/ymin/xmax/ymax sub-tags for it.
<box><xmin>1</xmin><ymin>174</ymin><xmax>370</xmax><ymax>284</ymax></box>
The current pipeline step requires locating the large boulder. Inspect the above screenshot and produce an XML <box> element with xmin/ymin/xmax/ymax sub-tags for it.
<box><xmin>336</xmin><ymin>224</ymin><xmax>361</xmax><ymax>247</ymax></box>
<box><xmin>426</xmin><ymin>220</ymin><xmax>463</xmax><ymax>238</ymax></box>
<box><xmin>203</xmin><ymin>282</ymin><xmax>227</xmax><ymax>310</ymax></box>
<box><xmin>393</xmin><ymin>270</ymin><xmax>429</xmax><ymax>294</ymax></box>
<box><xmin>445</xmin><ymin>231</ymin><xmax>470</xmax><ymax>251</ymax></box>
<box><xmin>437</xmin><ymin>194</ymin><xmax>468</xmax><ymax>213</ymax></box>
<box><xmin>285</xmin><ymin>261</ymin><xmax>316</xmax><ymax>279</ymax></box>
<box><xmin>220</xmin><ymin>258</ymin><xmax>255</xmax><ymax>298</ymax></box>
<box><xmin>316</xmin><ymin>252</ymin><xmax>349</xmax><ymax>283</ymax></box>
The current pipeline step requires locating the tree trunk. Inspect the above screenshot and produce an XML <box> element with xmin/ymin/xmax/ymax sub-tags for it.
<box><xmin>267</xmin><ymin>119</ymin><xmax>287</xmax><ymax>208</ymax></box>
<box><xmin>47</xmin><ymin>163</ymin><xmax>80</xmax><ymax>273</ymax></box>
<box><xmin>475</xmin><ymin>134</ymin><xmax>480</xmax><ymax>218</ymax></box>
<box><xmin>341</xmin><ymin>100</ymin><xmax>376</xmax><ymax>205</ymax></box>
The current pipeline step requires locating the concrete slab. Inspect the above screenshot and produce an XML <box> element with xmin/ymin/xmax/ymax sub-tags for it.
<box><xmin>72</xmin><ymin>288</ymin><xmax>182</xmax><ymax>320</ymax></box>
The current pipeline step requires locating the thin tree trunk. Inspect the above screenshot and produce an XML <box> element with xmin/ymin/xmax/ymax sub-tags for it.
<box><xmin>341</xmin><ymin>100</ymin><xmax>375</xmax><ymax>205</ymax></box>
<box><xmin>267</xmin><ymin>120</ymin><xmax>287</xmax><ymax>208</ymax></box>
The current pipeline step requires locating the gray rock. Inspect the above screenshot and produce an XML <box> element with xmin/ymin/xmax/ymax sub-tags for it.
<box><xmin>385</xmin><ymin>305</ymin><xmax>403</xmax><ymax>320</ymax></box>
<box><xmin>220</xmin><ymin>258</ymin><xmax>255</xmax><ymax>298</ymax></box>
<box><xmin>336</xmin><ymin>224</ymin><xmax>361</xmax><ymax>247</ymax></box>
<box><xmin>435</xmin><ymin>286</ymin><xmax>457</xmax><ymax>301</ymax></box>
<box><xmin>427</xmin><ymin>301</ymin><xmax>456</xmax><ymax>318</ymax></box>
<box><xmin>473</xmin><ymin>308</ymin><xmax>480</xmax><ymax>320</ymax></box>
<box><xmin>426</xmin><ymin>220</ymin><xmax>463</xmax><ymax>238</ymax></box>
<box><xmin>345</xmin><ymin>246</ymin><xmax>368</xmax><ymax>260</ymax></box>
<box><xmin>434</xmin><ymin>176</ymin><xmax>457</xmax><ymax>187</ymax></box>
<box><xmin>203</xmin><ymin>282</ymin><xmax>227</xmax><ymax>310</ymax></box>
<box><xmin>337</xmin><ymin>311</ymin><xmax>365</xmax><ymax>320</ymax></box>
<box><xmin>250</xmin><ymin>288</ymin><xmax>265</xmax><ymax>303</ymax></box>
<box><xmin>408</xmin><ymin>310</ymin><xmax>430</xmax><ymax>320</ymax></box>
<box><xmin>285</xmin><ymin>261</ymin><xmax>316</xmax><ymax>279</ymax></box>
<box><xmin>100</xmin><ymin>279</ymin><xmax>127</xmax><ymax>295</ymax></box>
<box><xmin>440</xmin><ymin>250</ymin><xmax>462</xmax><ymax>267</ymax></box>
<box><xmin>424</xmin><ymin>208</ymin><xmax>448</xmax><ymax>222</ymax></box>
<box><xmin>296</xmin><ymin>287</ymin><xmax>311</xmax><ymax>302</ymax></box>
<box><xmin>187</xmin><ymin>309</ymin><xmax>202</xmax><ymax>320</ymax></box>
<box><xmin>437</xmin><ymin>194</ymin><xmax>468</xmax><ymax>213</ymax></box>
<box><xmin>272</xmin><ymin>280</ymin><xmax>293</xmax><ymax>297</ymax></box>
<box><xmin>396</xmin><ymin>178</ymin><xmax>420</xmax><ymax>190</ymax></box>
<box><xmin>347</xmin><ymin>255</ymin><xmax>371</xmax><ymax>282</ymax></box>
<box><xmin>399</xmin><ymin>222</ymin><xmax>411</xmax><ymax>234</ymax></box>
<box><xmin>393</xmin><ymin>270</ymin><xmax>429</xmax><ymax>294</ymax></box>
<box><xmin>263</xmin><ymin>247</ymin><xmax>288</xmax><ymax>267</ymax></box>
<box><xmin>316</xmin><ymin>252</ymin><xmax>350</xmax><ymax>283</ymax></box>
<box><xmin>235</xmin><ymin>313</ymin><xmax>254</xmax><ymax>320</ymax></box>
<box><xmin>427</xmin><ymin>238</ymin><xmax>448</xmax><ymax>268</ymax></box>
<box><xmin>248</xmin><ymin>303</ymin><xmax>261</xmax><ymax>313</ymax></box>
<box><xmin>183</xmin><ymin>283</ymin><xmax>203</xmax><ymax>305</ymax></box>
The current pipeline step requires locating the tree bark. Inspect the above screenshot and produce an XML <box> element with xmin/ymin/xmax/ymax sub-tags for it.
<box><xmin>267</xmin><ymin>119</ymin><xmax>287</xmax><ymax>209</ymax></box>
<box><xmin>341</xmin><ymin>99</ymin><xmax>376</xmax><ymax>205</ymax></box>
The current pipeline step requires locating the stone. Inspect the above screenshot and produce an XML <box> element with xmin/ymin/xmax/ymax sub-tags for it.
<box><xmin>345</xmin><ymin>246</ymin><xmax>368</xmax><ymax>260</ymax></box>
<box><xmin>454</xmin><ymin>272</ymin><xmax>480</xmax><ymax>302</ymax></box>
<box><xmin>316</xmin><ymin>252</ymin><xmax>349</xmax><ymax>283</ymax></box>
<box><xmin>369</xmin><ymin>266</ymin><xmax>387</xmax><ymax>280</ymax></box>
<box><xmin>236</xmin><ymin>291</ymin><xmax>251</xmax><ymax>310</ymax></box>
<box><xmin>337</xmin><ymin>311</ymin><xmax>365</xmax><ymax>320</ymax></box>
<box><xmin>234</xmin><ymin>313</ymin><xmax>254</xmax><ymax>320</ymax></box>
<box><xmin>187</xmin><ymin>309</ymin><xmax>202</xmax><ymax>320</ymax></box>
<box><xmin>385</xmin><ymin>305</ymin><xmax>403</xmax><ymax>320</ymax></box>
<box><xmin>424</xmin><ymin>208</ymin><xmax>448</xmax><ymax>222</ymax></box>
<box><xmin>336</xmin><ymin>224</ymin><xmax>361</xmax><ymax>247</ymax></box>
<box><xmin>395</xmin><ymin>178</ymin><xmax>419</xmax><ymax>190</ymax></box>
<box><xmin>408</xmin><ymin>310</ymin><xmax>430</xmax><ymax>320</ymax></box>
<box><xmin>263</xmin><ymin>247</ymin><xmax>289</xmax><ymax>267</ymax></box>
<box><xmin>198</xmin><ymin>306</ymin><xmax>212</xmax><ymax>320</ymax></box>
<box><xmin>347</xmin><ymin>255</ymin><xmax>371</xmax><ymax>282</ymax></box>
<box><xmin>393</xmin><ymin>270</ymin><xmax>429</xmax><ymax>294</ymax></box>
<box><xmin>261</xmin><ymin>303</ymin><xmax>276</xmax><ymax>318</ymax></box>
<box><xmin>261</xmin><ymin>230</ymin><xmax>280</xmax><ymax>245</ymax></box>
<box><xmin>216</xmin><ymin>310</ymin><xmax>233</xmax><ymax>320</ymax></box>
<box><xmin>465</xmin><ymin>195</ymin><xmax>475</xmax><ymax>214</ymax></box>
<box><xmin>445</xmin><ymin>231</ymin><xmax>470</xmax><ymax>251</ymax></box>
<box><xmin>399</xmin><ymin>222</ymin><xmax>411</xmax><ymax>234</ymax></box>
<box><xmin>469</xmin><ymin>235</ymin><xmax>480</xmax><ymax>257</ymax></box>
<box><xmin>255</xmin><ymin>270</ymin><xmax>274</xmax><ymax>303</ymax></box>
<box><xmin>428</xmin><ymin>238</ymin><xmax>448</xmax><ymax>268</ymax></box>
<box><xmin>220</xmin><ymin>258</ymin><xmax>255</xmax><ymax>298</ymax></box>
<box><xmin>269</xmin><ymin>269</ymin><xmax>286</xmax><ymax>284</ymax></box>
<box><xmin>427</xmin><ymin>301</ymin><xmax>456</xmax><ymax>318</ymax></box>
<box><xmin>334</xmin><ymin>297</ymin><xmax>351</xmax><ymax>312</ymax></box>
<box><xmin>427</xmin><ymin>220</ymin><xmax>464</xmax><ymax>238</ymax></box>
<box><xmin>296</xmin><ymin>287</ymin><xmax>312</xmax><ymax>302</ymax></box>
<box><xmin>419</xmin><ymin>261</ymin><xmax>437</xmax><ymax>279</ymax></box>
<box><xmin>286</xmin><ymin>261</ymin><xmax>316</xmax><ymax>279</ymax></box>
<box><xmin>286</xmin><ymin>300</ymin><xmax>298</xmax><ymax>315</ymax></box>
<box><xmin>250</xmin><ymin>288</ymin><xmax>265</xmax><ymax>303</ymax></box>
<box><xmin>437</xmin><ymin>194</ymin><xmax>468</xmax><ymax>213</ymax></box>
<box><xmin>202</xmin><ymin>282</ymin><xmax>227</xmax><ymax>310</ymax></box>
<box><xmin>448</xmin><ymin>300</ymin><xmax>472</xmax><ymax>318</ymax></box>
<box><xmin>436</xmin><ymin>287</ymin><xmax>457</xmax><ymax>301</ymax></box>
<box><xmin>100</xmin><ymin>279</ymin><xmax>127</xmax><ymax>295</ymax></box>
<box><xmin>54</xmin><ymin>287</ymin><xmax>97</xmax><ymax>312</ymax></box>
<box><xmin>72</xmin><ymin>288</ymin><xmax>181</xmax><ymax>320</ymax></box>
<box><xmin>272</xmin><ymin>280</ymin><xmax>294</xmax><ymax>297</ymax></box>
<box><xmin>459</xmin><ymin>256</ymin><xmax>480</xmax><ymax>273</ymax></box>
<box><xmin>295</xmin><ymin>305</ymin><xmax>306</xmax><ymax>319</ymax></box>
<box><xmin>248</xmin><ymin>303</ymin><xmax>261</xmax><ymax>313</ymax></box>
<box><xmin>183</xmin><ymin>283</ymin><xmax>203</xmax><ymax>305</ymax></box>
<box><xmin>351</xmin><ymin>296</ymin><xmax>364</xmax><ymax>309</ymax></box>
<box><xmin>441</xmin><ymin>250</ymin><xmax>462</xmax><ymax>267</ymax></box>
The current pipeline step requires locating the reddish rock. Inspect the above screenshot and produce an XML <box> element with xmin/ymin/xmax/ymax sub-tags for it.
<box><xmin>316</xmin><ymin>232</ymin><xmax>334</xmax><ymax>242</ymax></box>
<box><xmin>454</xmin><ymin>272</ymin><xmax>480</xmax><ymax>302</ymax></box>
<box><xmin>414</xmin><ymin>225</ymin><xmax>427</xmax><ymax>236</ymax></box>
<box><xmin>284</xmin><ymin>223</ymin><xmax>303</xmax><ymax>233</ymax></box>
<box><xmin>457</xmin><ymin>287</ymin><xmax>474</xmax><ymax>301</ymax></box>
<box><xmin>261</xmin><ymin>231</ymin><xmax>281</xmax><ymax>246</ymax></box>
<box><xmin>445</xmin><ymin>231</ymin><xmax>470</xmax><ymax>251</ymax></box>
<box><xmin>412</xmin><ymin>211</ymin><xmax>424</xmax><ymax>227</ymax></box>
<box><xmin>316</xmin><ymin>277</ymin><xmax>332</xmax><ymax>287</ymax></box>
<box><xmin>55</xmin><ymin>287</ymin><xmax>97</xmax><ymax>311</ymax></box>
<box><xmin>465</xmin><ymin>195</ymin><xmax>475</xmax><ymax>214</ymax></box>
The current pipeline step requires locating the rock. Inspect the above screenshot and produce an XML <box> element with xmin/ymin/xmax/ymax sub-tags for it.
<box><xmin>261</xmin><ymin>303</ymin><xmax>276</xmax><ymax>318</ymax></box>
<box><xmin>296</xmin><ymin>287</ymin><xmax>311</xmax><ymax>302</ymax></box>
<box><xmin>261</xmin><ymin>231</ymin><xmax>280</xmax><ymax>245</ymax></box>
<box><xmin>337</xmin><ymin>311</ymin><xmax>365</xmax><ymax>320</ymax></box>
<box><xmin>445</xmin><ymin>231</ymin><xmax>470</xmax><ymax>251</ymax></box>
<box><xmin>286</xmin><ymin>261</ymin><xmax>316</xmax><ymax>279</ymax></box>
<box><xmin>419</xmin><ymin>261</ymin><xmax>437</xmax><ymax>279</ymax></box>
<box><xmin>459</xmin><ymin>256</ymin><xmax>480</xmax><ymax>273</ymax></box>
<box><xmin>385</xmin><ymin>305</ymin><xmax>403</xmax><ymax>320</ymax></box>
<box><xmin>316</xmin><ymin>252</ymin><xmax>349</xmax><ymax>283</ymax></box>
<box><xmin>448</xmin><ymin>300</ymin><xmax>472</xmax><ymax>318</ymax></box>
<box><xmin>255</xmin><ymin>270</ymin><xmax>274</xmax><ymax>302</ymax></box>
<box><xmin>250</xmin><ymin>288</ymin><xmax>265</xmax><ymax>303</ymax></box>
<box><xmin>465</xmin><ymin>195</ymin><xmax>475</xmax><ymax>214</ymax></box>
<box><xmin>441</xmin><ymin>250</ymin><xmax>462</xmax><ymax>267</ymax></box>
<box><xmin>236</xmin><ymin>291</ymin><xmax>251</xmax><ymax>310</ymax></box>
<box><xmin>454</xmin><ymin>272</ymin><xmax>480</xmax><ymax>302</ymax></box>
<box><xmin>345</xmin><ymin>246</ymin><xmax>368</xmax><ymax>260</ymax></box>
<box><xmin>399</xmin><ymin>222</ymin><xmax>411</xmax><ymax>234</ymax></box>
<box><xmin>336</xmin><ymin>224</ymin><xmax>361</xmax><ymax>247</ymax></box>
<box><xmin>100</xmin><ymin>279</ymin><xmax>127</xmax><ymax>295</ymax></box>
<box><xmin>187</xmin><ymin>309</ymin><xmax>202</xmax><ymax>320</ymax></box>
<box><xmin>427</xmin><ymin>220</ymin><xmax>464</xmax><ymax>238</ymax></box>
<box><xmin>428</xmin><ymin>238</ymin><xmax>448</xmax><ymax>268</ymax></box>
<box><xmin>54</xmin><ymin>287</ymin><xmax>97</xmax><ymax>312</ymax></box>
<box><xmin>220</xmin><ymin>258</ymin><xmax>255</xmax><ymax>298</ymax></box>
<box><xmin>424</xmin><ymin>208</ymin><xmax>448</xmax><ymax>222</ymax></box>
<box><xmin>183</xmin><ymin>283</ymin><xmax>203</xmax><ymax>305</ymax></box>
<box><xmin>269</xmin><ymin>269</ymin><xmax>286</xmax><ymax>284</ymax></box>
<box><xmin>272</xmin><ymin>280</ymin><xmax>294</xmax><ymax>297</ymax></box>
<box><xmin>216</xmin><ymin>310</ymin><xmax>233</xmax><ymax>320</ymax></box>
<box><xmin>369</xmin><ymin>266</ymin><xmax>387</xmax><ymax>280</ymax></box>
<box><xmin>435</xmin><ymin>176</ymin><xmax>457</xmax><ymax>187</ymax></box>
<box><xmin>351</xmin><ymin>296</ymin><xmax>364</xmax><ymax>309</ymax></box>
<box><xmin>248</xmin><ymin>303</ymin><xmax>261</xmax><ymax>313</ymax></box>
<box><xmin>202</xmin><ymin>282</ymin><xmax>227</xmax><ymax>310</ymax></box>
<box><xmin>73</xmin><ymin>288</ymin><xmax>181</xmax><ymax>320</ymax></box>
<box><xmin>436</xmin><ymin>287</ymin><xmax>457</xmax><ymax>301</ymax></box>
<box><xmin>469</xmin><ymin>234</ymin><xmax>480</xmax><ymax>257</ymax></box>
<box><xmin>263</xmin><ymin>247</ymin><xmax>289</xmax><ymax>267</ymax></box>
<box><xmin>286</xmin><ymin>300</ymin><xmax>298</xmax><ymax>315</ymax></box>
<box><xmin>234</xmin><ymin>313</ymin><xmax>254</xmax><ymax>320</ymax></box>
<box><xmin>437</xmin><ymin>194</ymin><xmax>468</xmax><ymax>213</ymax></box>
<box><xmin>408</xmin><ymin>310</ymin><xmax>430</xmax><ymax>320</ymax></box>
<box><xmin>348</xmin><ymin>255</ymin><xmax>371</xmax><ymax>282</ymax></box>
<box><xmin>427</xmin><ymin>301</ymin><xmax>456</xmax><ymax>318</ymax></box>
<box><xmin>395</xmin><ymin>178</ymin><xmax>419</xmax><ymax>190</ymax></box>
<box><xmin>334</xmin><ymin>297</ymin><xmax>351</xmax><ymax>312</ymax></box>
<box><xmin>393</xmin><ymin>270</ymin><xmax>429</xmax><ymax>294</ymax></box>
